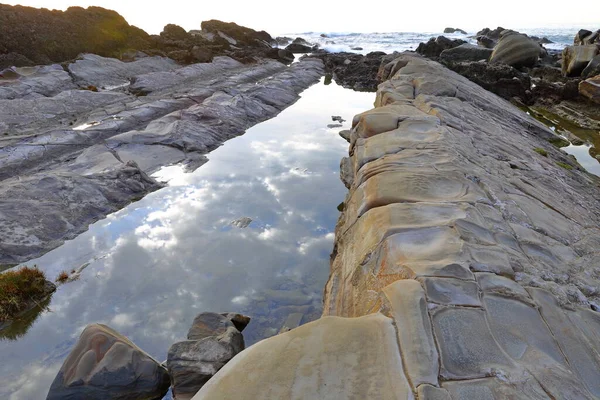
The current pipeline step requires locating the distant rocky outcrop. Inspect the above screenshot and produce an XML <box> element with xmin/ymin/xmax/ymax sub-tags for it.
<box><xmin>167</xmin><ymin>312</ymin><xmax>250</xmax><ymax>399</ymax></box>
<box><xmin>285</xmin><ymin>37</ymin><xmax>316</xmax><ymax>53</ymax></box>
<box><xmin>443</xmin><ymin>27</ymin><xmax>467</xmax><ymax>34</ymax></box>
<box><xmin>314</xmin><ymin>51</ymin><xmax>396</xmax><ymax>91</ymax></box>
<box><xmin>0</xmin><ymin>5</ymin><xmax>151</xmax><ymax>68</ymax></box>
<box><xmin>47</xmin><ymin>324</ymin><xmax>170</xmax><ymax>400</ymax></box>
<box><xmin>0</xmin><ymin>4</ymin><xmax>294</xmax><ymax>68</ymax></box>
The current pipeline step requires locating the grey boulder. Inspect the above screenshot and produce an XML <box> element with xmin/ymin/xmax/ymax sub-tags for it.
<box><xmin>167</xmin><ymin>312</ymin><xmax>250</xmax><ymax>399</ymax></box>
<box><xmin>47</xmin><ymin>324</ymin><xmax>170</xmax><ymax>400</ymax></box>
<box><xmin>562</xmin><ymin>45</ymin><xmax>599</xmax><ymax>77</ymax></box>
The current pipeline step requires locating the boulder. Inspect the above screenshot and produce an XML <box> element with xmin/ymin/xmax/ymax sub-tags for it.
<box><xmin>285</xmin><ymin>43</ymin><xmax>313</xmax><ymax>53</ymax></box>
<box><xmin>579</xmin><ymin>75</ymin><xmax>600</xmax><ymax>104</ymax></box>
<box><xmin>582</xmin><ymin>54</ymin><xmax>600</xmax><ymax>78</ymax></box>
<box><xmin>416</xmin><ymin>36</ymin><xmax>467</xmax><ymax>58</ymax></box>
<box><xmin>476</xmin><ymin>35</ymin><xmax>496</xmax><ymax>49</ymax></box>
<box><xmin>167</xmin><ymin>312</ymin><xmax>250</xmax><ymax>400</ymax></box>
<box><xmin>439</xmin><ymin>44</ymin><xmax>493</xmax><ymax>63</ymax></box>
<box><xmin>489</xmin><ymin>33</ymin><xmax>544</xmax><ymax>68</ymax></box>
<box><xmin>476</xmin><ymin>27</ymin><xmax>506</xmax><ymax>40</ymax></box>
<box><xmin>160</xmin><ymin>24</ymin><xmax>190</xmax><ymax>41</ymax></box>
<box><xmin>562</xmin><ymin>45</ymin><xmax>599</xmax><ymax>77</ymax></box>
<box><xmin>444</xmin><ymin>27</ymin><xmax>467</xmax><ymax>34</ymax></box>
<box><xmin>190</xmin><ymin>46</ymin><xmax>213</xmax><ymax>63</ymax></box>
<box><xmin>574</xmin><ymin>29</ymin><xmax>600</xmax><ymax>45</ymax></box>
<box><xmin>200</xmin><ymin>20</ymin><xmax>272</xmax><ymax>46</ymax></box>
<box><xmin>47</xmin><ymin>324</ymin><xmax>170</xmax><ymax>400</ymax></box>
<box><xmin>275</xmin><ymin>36</ymin><xmax>292</xmax><ymax>46</ymax></box>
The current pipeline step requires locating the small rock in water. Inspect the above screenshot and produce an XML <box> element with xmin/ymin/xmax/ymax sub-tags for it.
<box><xmin>332</xmin><ymin>115</ymin><xmax>346</xmax><ymax>123</ymax></box>
<box><xmin>167</xmin><ymin>312</ymin><xmax>250</xmax><ymax>399</ymax></box>
<box><xmin>351</xmin><ymin>47</ymin><xmax>364</xmax><ymax>51</ymax></box>
<box><xmin>327</xmin><ymin>123</ymin><xmax>343</xmax><ymax>128</ymax></box>
<box><xmin>231</xmin><ymin>217</ymin><xmax>252</xmax><ymax>228</ymax></box>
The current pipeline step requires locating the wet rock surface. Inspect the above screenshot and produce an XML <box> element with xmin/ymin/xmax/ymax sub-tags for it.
<box><xmin>168</xmin><ymin>313</ymin><xmax>250</xmax><ymax>399</ymax></box>
<box><xmin>191</xmin><ymin>54</ymin><xmax>600</xmax><ymax>400</ymax></box>
<box><xmin>47</xmin><ymin>324</ymin><xmax>170</xmax><ymax>400</ymax></box>
<box><xmin>0</xmin><ymin>55</ymin><xmax>324</xmax><ymax>264</ymax></box>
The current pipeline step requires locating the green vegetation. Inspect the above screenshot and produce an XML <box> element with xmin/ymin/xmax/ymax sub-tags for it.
<box><xmin>556</xmin><ymin>161</ymin><xmax>573</xmax><ymax>170</ymax></box>
<box><xmin>0</xmin><ymin>266</ymin><xmax>49</xmax><ymax>322</ymax></box>
<box><xmin>534</xmin><ymin>148</ymin><xmax>548</xmax><ymax>157</ymax></box>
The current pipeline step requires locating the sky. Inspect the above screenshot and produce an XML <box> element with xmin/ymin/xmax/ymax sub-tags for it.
<box><xmin>3</xmin><ymin>0</ymin><xmax>599</xmax><ymax>35</ymax></box>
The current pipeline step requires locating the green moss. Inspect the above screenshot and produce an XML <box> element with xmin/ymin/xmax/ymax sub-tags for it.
<box><xmin>548</xmin><ymin>137</ymin><xmax>570</xmax><ymax>148</ymax></box>
<box><xmin>556</xmin><ymin>161</ymin><xmax>573</xmax><ymax>170</ymax></box>
<box><xmin>0</xmin><ymin>266</ymin><xmax>49</xmax><ymax>322</ymax></box>
<box><xmin>534</xmin><ymin>148</ymin><xmax>548</xmax><ymax>157</ymax></box>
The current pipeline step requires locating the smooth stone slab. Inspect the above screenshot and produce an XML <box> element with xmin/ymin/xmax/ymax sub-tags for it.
<box><xmin>442</xmin><ymin>375</ymin><xmax>550</xmax><ymax>400</ymax></box>
<box><xmin>422</xmin><ymin>277</ymin><xmax>481</xmax><ymax>306</ymax></box>
<box><xmin>417</xmin><ymin>385</ymin><xmax>451</xmax><ymax>400</ymax></box>
<box><xmin>528</xmin><ymin>288</ymin><xmax>600</xmax><ymax>397</ymax></box>
<box><xmin>431</xmin><ymin>307</ymin><xmax>513</xmax><ymax>380</ymax></box>
<box><xmin>383</xmin><ymin>280</ymin><xmax>439</xmax><ymax>388</ymax></box>
<box><xmin>193</xmin><ymin>314</ymin><xmax>414</xmax><ymax>400</ymax></box>
<box><xmin>476</xmin><ymin>273</ymin><xmax>529</xmax><ymax>298</ymax></box>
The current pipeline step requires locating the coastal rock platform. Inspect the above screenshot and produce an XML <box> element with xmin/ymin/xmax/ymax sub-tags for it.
<box><xmin>193</xmin><ymin>54</ymin><xmax>600</xmax><ymax>399</ymax></box>
<box><xmin>0</xmin><ymin>54</ymin><xmax>324</xmax><ymax>265</ymax></box>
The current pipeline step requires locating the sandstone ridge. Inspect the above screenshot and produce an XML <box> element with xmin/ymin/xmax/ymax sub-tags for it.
<box><xmin>192</xmin><ymin>54</ymin><xmax>600</xmax><ymax>400</ymax></box>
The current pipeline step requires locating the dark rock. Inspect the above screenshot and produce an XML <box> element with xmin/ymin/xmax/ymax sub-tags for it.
<box><xmin>444</xmin><ymin>27</ymin><xmax>467</xmax><ymax>34</ymax></box>
<box><xmin>0</xmin><ymin>53</ymin><xmax>35</xmax><ymax>69</ymax></box>
<box><xmin>292</xmin><ymin>37</ymin><xmax>312</xmax><ymax>46</ymax></box>
<box><xmin>489</xmin><ymin>33</ymin><xmax>545</xmax><ymax>68</ymax></box>
<box><xmin>440</xmin><ymin>44</ymin><xmax>493</xmax><ymax>63</ymax></box>
<box><xmin>168</xmin><ymin>312</ymin><xmax>250</xmax><ymax>399</ymax></box>
<box><xmin>446</xmin><ymin>61</ymin><xmax>532</xmax><ymax>103</ymax></box>
<box><xmin>47</xmin><ymin>324</ymin><xmax>170</xmax><ymax>400</ymax></box>
<box><xmin>314</xmin><ymin>51</ymin><xmax>389</xmax><ymax>91</ymax></box>
<box><xmin>201</xmin><ymin>19</ymin><xmax>272</xmax><ymax>46</ymax></box>
<box><xmin>275</xmin><ymin>36</ymin><xmax>292</xmax><ymax>46</ymax></box>
<box><xmin>574</xmin><ymin>29</ymin><xmax>599</xmax><ymax>45</ymax></box>
<box><xmin>286</xmin><ymin>43</ymin><xmax>313</xmax><ymax>53</ymax></box>
<box><xmin>161</xmin><ymin>24</ymin><xmax>190</xmax><ymax>41</ymax></box>
<box><xmin>476</xmin><ymin>36</ymin><xmax>496</xmax><ymax>49</ymax></box>
<box><xmin>575</xmin><ymin>29</ymin><xmax>593</xmax><ymax>45</ymax></box>
<box><xmin>476</xmin><ymin>27</ymin><xmax>506</xmax><ymax>40</ymax></box>
<box><xmin>351</xmin><ymin>47</ymin><xmax>364</xmax><ymax>51</ymax></box>
<box><xmin>582</xmin><ymin>54</ymin><xmax>600</xmax><ymax>78</ymax></box>
<box><xmin>416</xmin><ymin>36</ymin><xmax>466</xmax><ymax>58</ymax></box>
<box><xmin>190</xmin><ymin>46</ymin><xmax>213</xmax><ymax>63</ymax></box>
<box><xmin>320</xmin><ymin>33</ymin><xmax>329</xmax><ymax>38</ymax></box>
<box><xmin>332</xmin><ymin>115</ymin><xmax>346</xmax><ymax>123</ymax></box>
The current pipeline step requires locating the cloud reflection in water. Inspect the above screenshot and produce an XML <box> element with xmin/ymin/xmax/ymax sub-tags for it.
<box><xmin>0</xmin><ymin>79</ymin><xmax>374</xmax><ymax>399</ymax></box>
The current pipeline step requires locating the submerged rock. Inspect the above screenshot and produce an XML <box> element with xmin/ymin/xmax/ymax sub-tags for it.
<box><xmin>47</xmin><ymin>324</ymin><xmax>170</xmax><ymax>400</ymax></box>
<box><xmin>167</xmin><ymin>312</ymin><xmax>250</xmax><ymax>400</ymax></box>
<box><xmin>489</xmin><ymin>33</ymin><xmax>545</xmax><ymax>68</ymax></box>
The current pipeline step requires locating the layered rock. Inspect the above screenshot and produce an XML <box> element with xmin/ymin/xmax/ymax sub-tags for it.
<box><xmin>47</xmin><ymin>324</ymin><xmax>170</xmax><ymax>400</ymax></box>
<box><xmin>562</xmin><ymin>44</ymin><xmax>600</xmax><ymax>77</ymax></box>
<box><xmin>167</xmin><ymin>313</ymin><xmax>250</xmax><ymax>399</ymax></box>
<box><xmin>0</xmin><ymin>55</ymin><xmax>324</xmax><ymax>264</ymax></box>
<box><xmin>191</xmin><ymin>54</ymin><xmax>600</xmax><ymax>400</ymax></box>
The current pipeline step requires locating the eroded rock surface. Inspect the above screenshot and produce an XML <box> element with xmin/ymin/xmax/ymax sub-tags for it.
<box><xmin>191</xmin><ymin>54</ymin><xmax>600</xmax><ymax>400</ymax></box>
<box><xmin>0</xmin><ymin>55</ymin><xmax>324</xmax><ymax>264</ymax></box>
<box><xmin>47</xmin><ymin>324</ymin><xmax>170</xmax><ymax>400</ymax></box>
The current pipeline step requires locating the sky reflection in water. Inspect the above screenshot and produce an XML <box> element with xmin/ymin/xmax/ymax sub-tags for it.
<box><xmin>0</xmin><ymin>79</ymin><xmax>373</xmax><ymax>400</ymax></box>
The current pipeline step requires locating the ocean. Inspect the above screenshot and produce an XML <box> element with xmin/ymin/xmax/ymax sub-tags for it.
<box><xmin>279</xmin><ymin>28</ymin><xmax>582</xmax><ymax>54</ymax></box>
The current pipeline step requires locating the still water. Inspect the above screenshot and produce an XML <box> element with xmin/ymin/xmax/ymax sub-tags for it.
<box><xmin>0</xmin><ymin>79</ymin><xmax>373</xmax><ymax>399</ymax></box>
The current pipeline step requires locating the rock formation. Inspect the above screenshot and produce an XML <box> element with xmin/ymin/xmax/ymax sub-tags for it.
<box><xmin>580</xmin><ymin>75</ymin><xmax>600</xmax><ymax>104</ymax></box>
<box><xmin>443</xmin><ymin>27</ymin><xmax>467</xmax><ymax>34</ymax></box>
<box><xmin>415</xmin><ymin>36</ymin><xmax>466</xmax><ymax>58</ymax></box>
<box><xmin>167</xmin><ymin>313</ymin><xmax>250</xmax><ymax>399</ymax></box>
<box><xmin>47</xmin><ymin>324</ymin><xmax>170</xmax><ymax>400</ymax></box>
<box><xmin>0</xmin><ymin>54</ymin><xmax>324</xmax><ymax>264</ymax></box>
<box><xmin>192</xmin><ymin>54</ymin><xmax>600</xmax><ymax>400</ymax></box>
<box><xmin>489</xmin><ymin>33</ymin><xmax>545</xmax><ymax>68</ymax></box>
